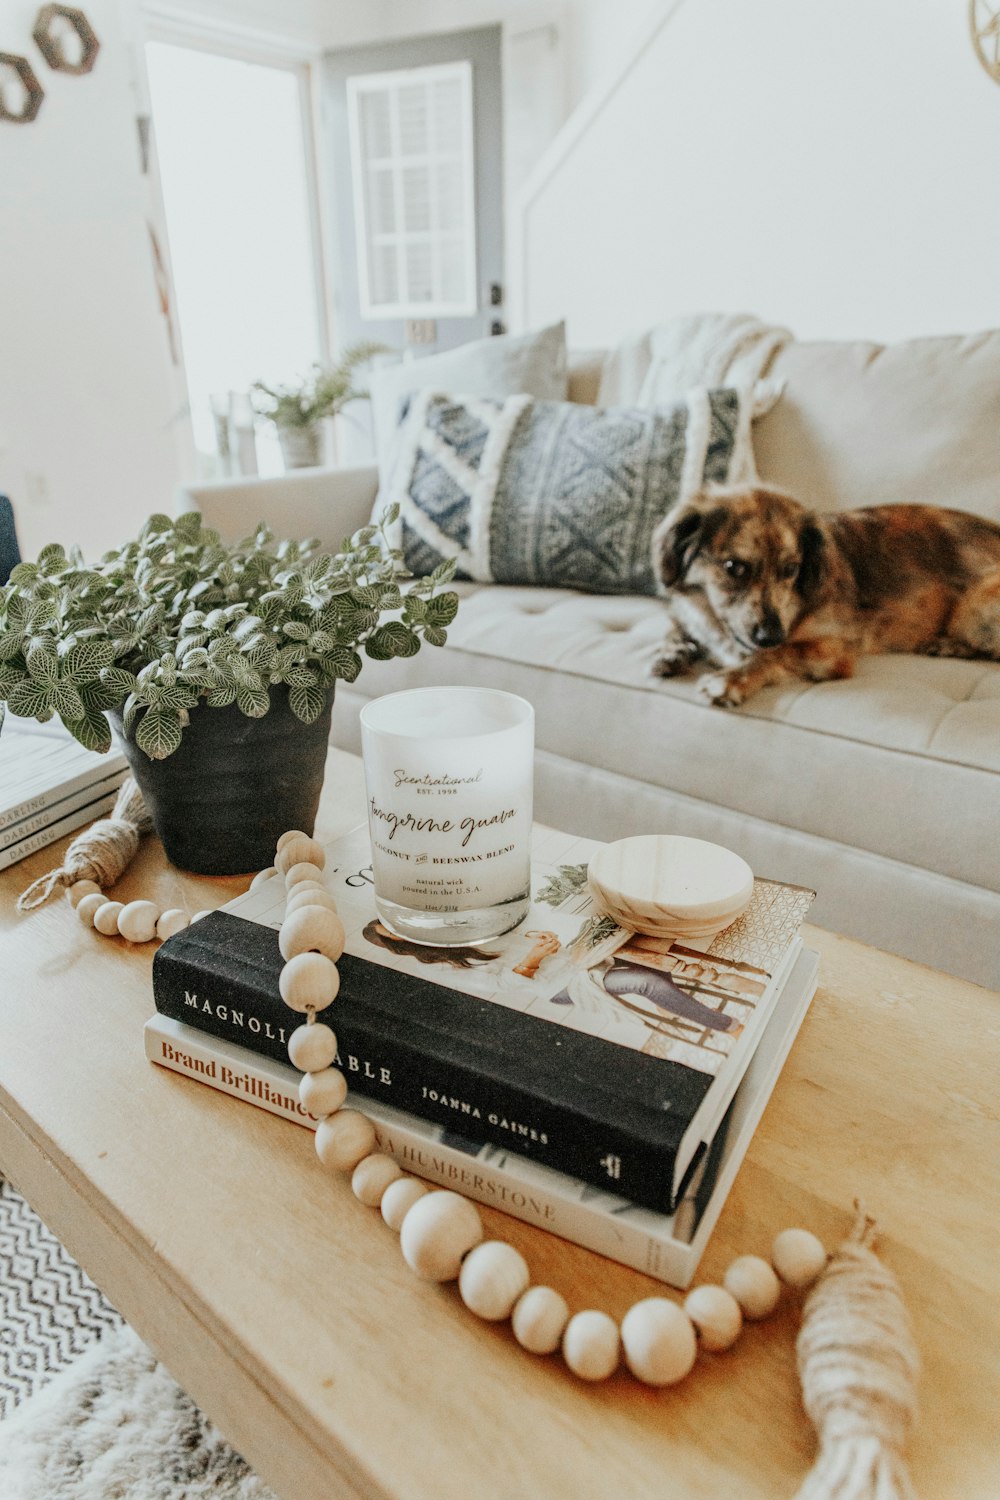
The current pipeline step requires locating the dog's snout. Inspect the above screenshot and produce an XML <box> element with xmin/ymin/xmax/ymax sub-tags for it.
<box><xmin>751</xmin><ymin>612</ymin><xmax>785</xmax><ymax>649</ymax></box>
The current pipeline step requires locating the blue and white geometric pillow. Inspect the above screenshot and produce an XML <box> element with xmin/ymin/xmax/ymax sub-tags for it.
<box><xmin>381</xmin><ymin>386</ymin><xmax>747</xmax><ymax>595</ymax></box>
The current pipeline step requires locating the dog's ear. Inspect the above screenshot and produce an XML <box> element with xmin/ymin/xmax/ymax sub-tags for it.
<box><xmin>796</xmin><ymin>520</ymin><xmax>827</xmax><ymax>600</ymax></box>
<box><xmin>653</xmin><ymin>504</ymin><xmax>720</xmax><ymax>588</ymax></box>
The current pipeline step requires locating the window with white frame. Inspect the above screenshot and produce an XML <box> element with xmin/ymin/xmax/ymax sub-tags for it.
<box><xmin>347</xmin><ymin>61</ymin><xmax>477</xmax><ymax>319</ymax></box>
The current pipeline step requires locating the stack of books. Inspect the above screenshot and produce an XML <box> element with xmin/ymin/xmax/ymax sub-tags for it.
<box><xmin>0</xmin><ymin>716</ymin><xmax>127</xmax><ymax>871</ymax></box>
<box><xmin>146</xmin><ymin>824</ymin><xmax>818</xmax><ymax>1288</ymax></box>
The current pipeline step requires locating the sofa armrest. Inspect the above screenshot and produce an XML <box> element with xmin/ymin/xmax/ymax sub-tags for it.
<box><xmin>179</xmin><ymin>465</ymin><xmax>380</xmax><ymax>551</ymax></box>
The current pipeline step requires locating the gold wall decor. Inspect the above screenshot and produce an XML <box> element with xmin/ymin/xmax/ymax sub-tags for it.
<box><xmin>0</xmin><ymin>52</ymin><xmax>44</xmax><ymax>123</ymax></box>
<box><xmin>32</xmin><ymin>5</ymin><xmax>100</xmax><ymax>75</ymax></box>
<box><xmin>970</xmin><ymin>0</ymin><xmax>1000</xmax><ymax>83</ymax></box>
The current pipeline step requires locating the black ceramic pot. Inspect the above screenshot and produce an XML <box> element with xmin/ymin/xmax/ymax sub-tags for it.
<box><xmin>109</xmin><ymin>686</ymin><xmax>334</xmax><ymax>875</ymax></box>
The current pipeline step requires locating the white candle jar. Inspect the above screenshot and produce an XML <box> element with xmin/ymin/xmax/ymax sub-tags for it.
<box><xmin>360</xmin><ymin>687</ymin><xmax>534</xmax><ymax>945</ymax></box>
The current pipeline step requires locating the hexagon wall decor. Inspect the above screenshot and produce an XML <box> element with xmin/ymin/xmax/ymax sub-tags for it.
<box><xmin>32</xmin><ymin>5</ymin><xmax>100</xmax><ymax>75</ymax></box>
<box><xmin>0</xmin><ymin>53</ymin><xmax>44</xmax><ymax>123</ymax></box>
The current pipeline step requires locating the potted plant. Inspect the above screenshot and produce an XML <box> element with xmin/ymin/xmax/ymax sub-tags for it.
<box><xmin>0</xmin><ymin>509</ymin><xmax>458</xmax><ymax>875</ymax></box>
<box><xmin>253</xmin><ymin>342</ymin><xmax>388</xmax><ymax>470</ymax></box>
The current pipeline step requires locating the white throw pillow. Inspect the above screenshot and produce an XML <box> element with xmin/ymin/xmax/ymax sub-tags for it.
<box><xmin>369</xmin><ymin>321</ymin><xmax>567</xmax><ymax>474</ymax></box>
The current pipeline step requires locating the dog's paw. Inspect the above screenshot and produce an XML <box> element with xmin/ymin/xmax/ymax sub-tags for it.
<box><xmin>650</xmin><ymin>639</ymin><xmax>700</xmax><ymax>679</ymax></box>
<box><xmin>924</xmin><ymin>638</ymin><xmax>981</xmax><ymax>660</ymax></box>
<box><xmin>697</xmin><ymin>670</ymin><xmax>749</xmax><ymax>708</ymax></box>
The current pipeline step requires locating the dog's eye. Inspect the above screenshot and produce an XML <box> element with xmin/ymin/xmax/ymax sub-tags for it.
<box><xmin>779</xmin><ymin>560</ymin><xmax>799</xmax><ymax>581</ymax></box>
<box><xmin>723</xmin><ymin>558</ymin><xmax>750</xmax><ymax>583</ymax></box>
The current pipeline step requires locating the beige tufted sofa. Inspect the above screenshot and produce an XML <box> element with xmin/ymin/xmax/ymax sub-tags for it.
<box><xmin>187</xmin><ymin>331</ymin><xmax>1000</xmax><ymax>990</ymax></box>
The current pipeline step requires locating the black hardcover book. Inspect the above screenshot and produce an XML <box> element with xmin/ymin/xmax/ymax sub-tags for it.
<box><xmin>151</xmin><ymin>822</ymin><xmax>811</xmax><ymax>1213</ymax></box>
<box><xmin>153</xmin><ymin>911</ymin><xmax>710</xmax><ymax>1213</ymax></box>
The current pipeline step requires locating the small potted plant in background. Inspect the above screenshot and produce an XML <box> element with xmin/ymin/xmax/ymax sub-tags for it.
<box><xmin>0</xmin><ymin>509</ymin><xmax>458</xmax><ymax>875</ymax></box>
<box><xmin>253</xmin><ymin>341</ymin><xmax>389</xmax><ymax>470</ymax></box>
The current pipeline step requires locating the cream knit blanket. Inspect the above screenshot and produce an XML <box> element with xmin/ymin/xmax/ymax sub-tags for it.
<box><xmin>598</xmin><ymin>312</ymin><xmax>792</xmax><ymax>481</ymax></box>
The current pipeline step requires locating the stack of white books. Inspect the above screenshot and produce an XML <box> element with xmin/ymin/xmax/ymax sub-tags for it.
<box><xmin>0</xmin><ymin>716</ymin><xmax>127</xmax><ymax>870</ymax></box>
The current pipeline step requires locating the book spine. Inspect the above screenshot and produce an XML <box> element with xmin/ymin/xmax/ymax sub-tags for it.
<box><xmin>0</xmin><ymin>757</ymin><xmax>125</xmax><ymax>835</ymax></box>
<box><xmin>0</xmin><ymin>773</ymin><xmax>126</xmax><ymax>852</ymax></box>
<box><xmin>0</xmin><ymin>791</ymin><xmax>119</xmax><ymax>871</ymax></box>
<box><xmin>143</xmin><ymin>1018</ymin><xmax>697</xmax><ymax>1286</ymax></box>
<box><xmin>152</xmin><ymin>948</ymin><xmax>685</xmax><ymax>1214</ymax></box>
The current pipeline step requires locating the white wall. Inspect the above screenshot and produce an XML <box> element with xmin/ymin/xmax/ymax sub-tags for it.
<box><xmin>0</xmin><ymin>0</ymin><xmax>181</xmax><ymax>562</ymax></box>
<box><xmin>519</xmin><ymin>0</ymin><xmax>1000</xmax><ymax>347</ymax></box>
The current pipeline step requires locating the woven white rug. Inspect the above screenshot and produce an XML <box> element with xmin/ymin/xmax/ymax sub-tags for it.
<box><xmin>0</xmin><ymin>1180</ymin><xmax>277</xmax><ymax>1500</ymax></box>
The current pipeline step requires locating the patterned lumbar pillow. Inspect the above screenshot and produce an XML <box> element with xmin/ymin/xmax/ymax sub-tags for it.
<box><xmin>379</xmin><ymin>386</ymin><xmax>750</xmax><ymax>593</ymax></box>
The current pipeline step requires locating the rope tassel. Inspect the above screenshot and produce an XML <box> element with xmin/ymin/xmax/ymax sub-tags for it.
<box><xmin>795</xmin><ymin>1203</ymin><xmax>920</xmax><ymax>1500</ymax></box>
<box><xmin>17</xmin><ymin>778</ymin><xmax>153</xmax><ymax>912</ymax></box>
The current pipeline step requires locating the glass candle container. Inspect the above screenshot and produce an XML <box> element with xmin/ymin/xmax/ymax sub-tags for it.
<box><xmin>360</xmin><ymin>687</ymin><xmax>534</xmax><ymax>945</ymax></box>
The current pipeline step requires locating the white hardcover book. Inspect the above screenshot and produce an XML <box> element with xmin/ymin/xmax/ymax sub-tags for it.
<box><xmin>0</xmin><ymin>716</ymin><xmax>127</xmax><ymax>837</ymax></box>
<box><xmin>0</xmin><ymin>789</ymin><xmax>119</xmax><ymax>871</ymax></box>
<box><xmin>0</xmin><ymin>770</ymin><xmax>126</xmax><ymax>853</ymax></box>
<box><xmin>145</xmin><ymin>946</ymin><xmax>818</xmax><ymax>1288</ymax></box>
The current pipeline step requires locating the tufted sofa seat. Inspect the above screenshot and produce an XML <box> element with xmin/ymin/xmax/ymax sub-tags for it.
<box><xmin>186</xmin><ymin>326</ymin><xmax>1000</xmax><ymax>988</ymax></box>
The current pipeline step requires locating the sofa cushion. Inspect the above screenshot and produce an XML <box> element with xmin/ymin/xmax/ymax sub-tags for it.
<box><xmin>746</xmin><ymin>331</ymin><xmax>1000</xmax><ymax>523</ymax></box>
<box><xmin>368</xmin><ymin>321</ymin><xmax>568</xmax><ymax>475</ymax></box>
<box><xmin>381</xmin><ymin>387</ymin><xmax>747</xmax><ymax>593</ymax></box>
<box><xmin>347</xmin><ymin>586</ymin><xmax>1000</xmax><ymax>895</ymax></box>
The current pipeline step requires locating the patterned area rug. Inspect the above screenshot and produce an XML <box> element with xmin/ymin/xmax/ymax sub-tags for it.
<box><xmin>0</xmin><ymin>1180</ymin><xmax>277</xmax><ymax>1500</ymax></box>
<box><xmin>0</xmin><ymin>1179</ymin><xmax>122</xmax><ymax>1417</ymax></box>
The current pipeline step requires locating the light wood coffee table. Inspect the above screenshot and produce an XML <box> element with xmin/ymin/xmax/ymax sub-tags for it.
<box><xmin>1</xmin><ymin>748</ymin><xmax>997</xmax><ymax>1499</ymax></box>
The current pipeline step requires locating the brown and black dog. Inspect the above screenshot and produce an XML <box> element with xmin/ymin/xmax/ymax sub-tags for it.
<box><xmin>650</xmin><ymin>484</ymin><xmax>1000</xmax><ymax>706</ymax></box>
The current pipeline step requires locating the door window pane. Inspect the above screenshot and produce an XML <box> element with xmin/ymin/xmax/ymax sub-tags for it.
<box><xmin>145</xmin><ymin>42</ymin><xmax>322</xmax><ymax>476</ymax></box>
<box><xmin>347</xmin><ymin>61</ymin><xmax>477</xmax><ymax>319</ymax></box>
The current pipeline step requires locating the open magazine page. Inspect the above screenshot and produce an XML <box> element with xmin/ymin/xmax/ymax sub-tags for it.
<box><xmin>226</xmin><ymin>825</ymin><xmax>813</xmax><ymax>1081</ymax></box>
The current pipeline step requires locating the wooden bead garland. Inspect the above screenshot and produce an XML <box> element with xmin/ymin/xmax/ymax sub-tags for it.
<box><xmin>65</xmin><ymin>878</ymin><xmax>206</xmax><ymax>947</ymax></box>
<box><xmin>269</xmin><ymin>835</ymin><xmax>825</xmax><ymax>1381</ymax></box>
<box><xmin>267</xmin><ymin>817</ymin><xmax>922</xmax><ymax>1500</ymax></box>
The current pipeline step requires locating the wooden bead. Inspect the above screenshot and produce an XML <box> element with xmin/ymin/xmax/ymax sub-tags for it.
<box><xmin>683</xmin><ymin>1284</ymin><xmax>743</xmax><ymax>1351</ymax></box>
<box><xmin>771</xmin><ymin>1228</ymin><xmax>827</xmax><ymax>1289</ymax></box>
<box><xmin>156</xmin><ymin>908</ymin><xmax>189</xmax><ymax>941</ymax></box>
<box><xmin>279</xmin><ymin>952</ymin><xmax>340</xmax><ymax>1013</ymax></box>
<box><xmin>459</xmin><ymin>1242</ymin><xmax>530</xmax><ymax>1322</ymax></box>
<box><xmin>77</xmin><ymin>893</ymin><xmax>108</xmax><ymax>927</ymax></box>
<box><xmin>285</xmin><ymin>887</ymin><xmax>339</xmax><ymax>918</ymax></box>
<box><xmin>723</xmin><ymin>1255</ymin><xmax>782</xmax><ymax>1320</ymax></box>
<box><xmin>315</xmin><ymin>1109</ymin><xmax>376</xmax><ymax>1172</ymax></box>
<box><xmin>399</xmin><ymin>1191</ymin><xmax>484</xmax><ymax>1281</ymax></box>
<box><xmin>620</xmin><ymin>1298</ymin><xmax>697</xmax><ymax>1386</ymax></box>
<box><xmin>116</xmin><ymin>900</ymin><xmax>160</xmax><ymax>943</ymax></box>
<box><xmin>512</xmin><ymin>1286</ymin><xmax>570</xmax><ymax>1355</ymax></box>
<box><xmin>279</xmin><ymin>907</ymin><xmax>347</xmax><ymax>964</ymax></box>
<box><xmin>562</xmin><ymin>1311</ymin><xmax>620</xmax><ymax>1382</ymax></box>
<box><xmin>93</xmin><ymin>901</ymin><xmax>125</xmax><ymax>936</ymax></box>
<box><xmin>249</xmin><ymin>866</ymin><xmax>277</xmax><ymax>891</ymax></box>
<box><xmin>283</xmin><ymin>861</ymin><xmax>325</xmax><ymax>891</ymax></box>
<box><xmin>275</xmin><ymin>835</ymin><xmax>325</xmax><ymax>875</ymax></box>
<box><xmin>275</xmin><ymin>829</ymin><xmax>307</xmax><ymax>855</ymax></box>
<box><xmin>351</xmin><ymin>1153</ymin><xmax>403</xmax><ymax>1207</ymax></box>
<box><xmin>288</xmin><ymin>1022</ymin><xmax>337</xmax><ymax>1073</ymax></box>
<box><xmin>67</xmin><ymin>879</ymin><xmax>101</xmax><ymax>908</ymax></box>
<box><xmin>299</xmin><ymin>1067</ymin><xmax>347</xmax><ymax>1118</ymax></box>
<box><xmin>285</xmin><ymin>877</ymin><xmax>328</xmax><ymax>896</ymax></box>
<box><xmin>381</xmin><ymin>1176</ymin><xmax>429</xmax><ymax>1232</ymax></box>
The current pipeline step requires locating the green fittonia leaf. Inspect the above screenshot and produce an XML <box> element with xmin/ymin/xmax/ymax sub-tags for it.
<box><xmin>0</xmin><ymin>512</ymin><xmax>459</xmax><ymax>756</ymax></box>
